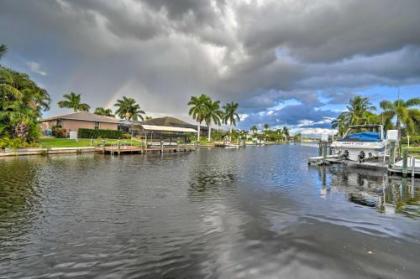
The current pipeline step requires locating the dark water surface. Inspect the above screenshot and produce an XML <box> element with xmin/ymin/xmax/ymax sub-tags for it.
<box><xmin>0</xmin><ymin>145</ymin><xmax>419</xmax><ymax>278</ymax></box>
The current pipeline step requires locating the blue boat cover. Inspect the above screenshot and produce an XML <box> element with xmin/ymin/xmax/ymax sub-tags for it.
<box><xmin>342</xmin><ymin>132</ymin><xmax>381</xmax><ymax>142</ymax></box>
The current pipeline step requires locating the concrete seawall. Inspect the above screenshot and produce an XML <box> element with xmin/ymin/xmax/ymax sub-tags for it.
<box><xmin>0</xmin><ymin>147</ymin><xmax>96</xmax><ymax>157</ymax></box>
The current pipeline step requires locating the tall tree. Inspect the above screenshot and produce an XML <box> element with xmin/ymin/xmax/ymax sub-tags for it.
<box><xmin>58</xmin><ymin>92</ymin><xmax>90</xmax><ymax>112</ymax></box>
<box><xmin>331</xmin><ymin>113</ymin><xmax>348</xmax><ymax>137</ymax></box>
<box><xmin>345</xmin><ymin>96</ymin><xmax>376</xmax><ymax>125</ymax></box>
<box><xmin>0</xmin><ymin>44</ymin><xmax>7</xmax><ymax>60</ymax></box>
<box><xmin>188</xmin><ymin>94</ymin><xmax>211</xmax><ymax>142</ymax></box>
<box><xmin>332</xmin><ymin>96</ymin><xmax>376</xmax><ymax>135</ymax></box>
<box><xmin>223</xmin><ymin>101</ymin><xmax>240</xmax><ymax>140</ymax></box>
<box><xmin>94</xmin><ymin>107</ymin><xmax>114</xmax><ymax>117</ymax></box>
<box><xmin>380</xmin><ymin>98</ymin><xmax>420</xmax><ymax>137</ymax></box>
<box><xmin>250</xmin><ymin>125</ymin><xmax>258</xmax><ymax>135</ymax></box>
<box><xmin>282</xmin><ymin>126</ymin><xmax>289</xmax><ymax>139</ymax></box>
<box><xmin>0</xmin><ymin>66</ymin><xmax>50</xmax><ymax>143</ymax></box>
<box><xmin>114</xmin><ymin>96</ymin><xmax>145</xmax><ymax>121</ymax></box>
<box><xmin>204</xmin><ymin>99</ymin><xmax>223</xmax><ymax>141</ymax></box>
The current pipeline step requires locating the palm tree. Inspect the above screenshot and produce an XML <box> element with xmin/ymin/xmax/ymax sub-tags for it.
<box><xmin>380</xmin><ymin>97</ymin><xmax>420</xmax><ymax>138</ymax></box>
<box><xmin>274</xmin><ymin>129</ymin><xmax>282</xmax><ymax>142</ymax></box>
<box><xmin>331</xmin><ymin>113</ymin><xmax>348</xmax><ymax>137</ymax></box>
<box><xmin>250</xmin><ymin>125</ymin><xmax>258</xmax><ymax>135</ymax></box>
<box><xmin>223</xmin><ymin>102</ymin><xmax>240</xmax><ymax>140</ymax></box>
<box><xmin>94</xmin><ymin>107</ymin><xmax>114</xmax><ymax>117</ymax></box>
<box><xmin>204</xmin><ymin>99</ymin><xmax>223</xmax><ymax>142</ymax></box>
<box><xmin>114</xmin><ymin>96</ymin><xmax>145</xmax><ymax>121</ymax></box>
<box><xmin>58</xmin><ymin>92</ymin><xmax>90</xmax><ymax>112</ymax></box>
<box><xmin>345</xmin><ymin>96</ymin><xmax>376</xmax><ymax>125</ymax></box>
<box><xmin>0</xmin><ymin>44</ymin><xmax>7</xmax><ymax>60</ymax></box>
<box><xmin>282</xmin><ymin>126</ymin><xmax>289</xmax><ymax>139</ymax></box>
<box><xmin>263</xmin><ymin>124</ymin><xmax>270</xmax><ymax>141</ymax></box>
<box><xmin>188</xmin><ymin>94</ymin><xmax>211</xmax><ymax>142</ymax></box>
<box><xmin>1</xmin><ymin>66</ymin><xmax>50</xmax><ymax>142</ymax></box>
<box><xmin>332</xmin><ymin>96</ymin><xmax>376</xmax><ymax>135</ymax></box>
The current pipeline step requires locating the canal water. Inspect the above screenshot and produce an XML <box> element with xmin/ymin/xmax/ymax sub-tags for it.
<box><xmin>0</xmin><ymin>145</ymin><xmax>419</xmax><ymax>278</ymax></box>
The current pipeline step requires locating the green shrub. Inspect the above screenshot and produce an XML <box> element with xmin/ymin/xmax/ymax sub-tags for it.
<box><xmin>78</xmin><ymin>128</ymin><xmax>123</xmax><ymax>139</ymax></box>
<box><xmin>52</xmin><ymin>125</ymin><xmax>67</xmax><ymax>138</ymax></box>
<box><xmin>0</xmin><ymin>137</ymin><xmax>30</xmax><ymax>149</ymax></box>
<box><xmin>121</xmin><ymin>133</ymin><xmax>131</xmax><ymax>139</ymax></box>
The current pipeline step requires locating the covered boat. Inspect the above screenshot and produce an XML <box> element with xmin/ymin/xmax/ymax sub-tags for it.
<box><xmin>330</xmin><ymin>125</ymin><xmax>392</xmax><ymax>162</ymax></box>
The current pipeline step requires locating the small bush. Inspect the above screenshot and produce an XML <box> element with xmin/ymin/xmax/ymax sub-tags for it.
<box><xmin>121</xmin><ymin>133</ymin><xmax>131</xmax><ymax>139</ymax></box>
<box><xmin>0</xmin><ymin>137</ymin><xmax>30</xmax><ymax>149</ymax></box>
<box><xmin>78</xmin><ymin>128</ymin><xmax>123</xmax><ymax>139</ymax></box>
<box><xmin>52</xmin><ymin>125</ymin><xmax>67</xmax><ymax>138</ymax></box>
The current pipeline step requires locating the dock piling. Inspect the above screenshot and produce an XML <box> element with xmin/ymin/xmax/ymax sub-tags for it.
<box><xmin>389</xmin><ymin>142</ymin><xmax>396</xmax><ymax>167</ymax></box>
<box><xmin>402</xmin><ymin>150</ymin><xmax>408</xmax><ymax>177</ymax></box>
<box><xmin>412</xmin><ymin>156</ymin><xmax>416</xmax><ymax>178</ymax></box>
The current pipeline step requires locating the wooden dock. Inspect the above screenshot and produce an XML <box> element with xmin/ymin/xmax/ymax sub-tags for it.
<box><xmin>96</xmin><ymin>144</ymin><xmax>196</xmax><ymax>155</ymax></box>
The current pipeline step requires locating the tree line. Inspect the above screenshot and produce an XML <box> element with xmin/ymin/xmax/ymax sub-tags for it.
<box><xmin>57</xmin><ymin>92</ymin><xmax>146</xmax><ymax>121</ymax></box>
<box><xmin>332</xmin><ymin>96</ymin><xmax>420</xmax><ymax>138</ymax></box>
<box><xmin>187</xmin><ymin>94</ymin><xmax>239</xmax><ymax>142</ymax></box>
<box><xmin>1</xmin><ymin>45</ymin><xmax>51</xmax><ymax>147</ymax></box>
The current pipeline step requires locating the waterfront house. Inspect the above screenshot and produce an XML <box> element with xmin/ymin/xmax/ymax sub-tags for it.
<box><xmin>40</xmin><ymin>111</ymin><xmax>120</xmax><ymax>136</ymax></box>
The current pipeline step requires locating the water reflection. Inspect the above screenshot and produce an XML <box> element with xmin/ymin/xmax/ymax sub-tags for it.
<box><xmin>0</xmin><ymin>147</ymin><xmax>419</xmax><ymax>278</ymax></box>
<box><xmin>317</xmin><ymin>165</ymin><xmax>420</xmax><ymax>217</ymax></box>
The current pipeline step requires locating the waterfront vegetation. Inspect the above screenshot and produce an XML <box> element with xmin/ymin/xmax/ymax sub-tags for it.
<box><xmin>332</xmin><ymin>96</ymin><xmax>420</xmax><ymax>138</ymax></box>
<box><xmin>0</xmin><ymin>55</ymin><xmax>51</xmax><ymax>147</ymax></box>
<box><xmin>114</xmin><ymin>96</ymin><xmax>145</xmax><ymax>121</ymax></box>
<box><xmin>188</xmin><ymin>94</ymin><xmax>242</xmax><ymax>142</ymax></box>
<box><xmin>94</xmin><ymin>107</ymin><xmax>114</xmax><ymax>117</ymax></box>
<box><xmin>58</xmin><ymin>92</ymin><xmax>90</xmax><ymax>112</ymax></box>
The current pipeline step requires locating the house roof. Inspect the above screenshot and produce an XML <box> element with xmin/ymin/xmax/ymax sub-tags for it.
<box><xmin>40</xmin><ymin>111</ymin><xmax>120</xmax><ymax>124</ymax></box>
<box><xmin>142</xmin><ymin>116</ymin><xmax>196</xmax><ymax>128</ymax></box>
<box><xmin>141</xmin><ymin>124</ymin><xmax>196</xmax><ymax>133</ymax></box>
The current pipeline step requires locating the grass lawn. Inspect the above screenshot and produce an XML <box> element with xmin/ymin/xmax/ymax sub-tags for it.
<box><xmin>402</xmin><ymin>144</ymin><xmax>420</xmax><ymax>159</ymax></box>
<box><xmin>39</xmin><ymin>138</ymin><xmax>144</xmax><ymax>148</ymax></box>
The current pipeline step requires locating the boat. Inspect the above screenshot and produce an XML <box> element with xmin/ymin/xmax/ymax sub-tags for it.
<box><xmin>389</xmin><ymin>157</ymin><xmax>420</xmax><ymax>177</ymax></box>
<box><xmin>214</xmin><ymin>142</ymin><xmax>240</xmax><ymax>149</ymax></box>
<box><xmin>330</xmin><ymin>125</ymin><xmax>392</xmax><ymax>162</ymax></box>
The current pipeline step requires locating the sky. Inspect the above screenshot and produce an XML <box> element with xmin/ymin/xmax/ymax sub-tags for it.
<box><xmin>1</xmin><ymin>0</ymin><xmax>420</xmax><ymax>135</ymax></box>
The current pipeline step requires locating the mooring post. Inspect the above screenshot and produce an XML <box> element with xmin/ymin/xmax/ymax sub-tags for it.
<box><xmin>160</xmin><ymin>140</ymin><xmax>164</xmax><ymax>153</ymax></box>
<box><xmin>389</xmin><ymin>141</ymin><xmax>395</xmax><ymax>167</ymax></box>
<box><xmin>402</xmin><ymin>149</ymin><xmax>408</xmax><ymax>177</ymax></box>
<box><xmin>323</xmin><ymin>143</ymin><xmax>327</xmax><ymax>161</ymax></box>
<box><xmin>412</xmin><ymin>156</ymin><xmax>415</xmax><ymax>178</ymax></box>
<box><xmin>117</xmin><ymin>140</ymin><xmax>121</xmax><ymax>156</ymax></box>
<box><xmin>318</xmin><ymin>141</ymin><xmax>323</xmax><ymax>157</ymax></box>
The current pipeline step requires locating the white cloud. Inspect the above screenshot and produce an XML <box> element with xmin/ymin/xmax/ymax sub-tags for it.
<box><xmin>26</xmin><ymin>61</ymin><xmax>47</xmax><ymax>76</ymax></box>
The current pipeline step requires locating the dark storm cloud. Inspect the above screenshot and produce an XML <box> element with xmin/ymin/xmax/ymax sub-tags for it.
<box><xmin>0</xmin><ymin>0</ymin><xmax>419</xmax><ymax>129</ymax></box>
<box><xmin>238</xmin><ymin>0</ymin><xmax>420</xmax><ymax>62</ymax></box>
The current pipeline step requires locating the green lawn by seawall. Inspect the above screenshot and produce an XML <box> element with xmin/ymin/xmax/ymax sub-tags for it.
<box><xmin>39</xmin><ymin>138</ymin><xmax>143</xmax><ymax>148</ymax></box>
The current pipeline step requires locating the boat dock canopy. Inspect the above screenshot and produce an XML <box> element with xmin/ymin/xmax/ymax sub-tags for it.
<box><xmin>141</xmin><ymin>125</ymin><xmax>196</xmax><ymax>133</ymax></box>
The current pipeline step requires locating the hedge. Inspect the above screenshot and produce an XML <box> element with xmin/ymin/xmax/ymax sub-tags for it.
<box><xmin>78</xmin><ymin>128</ymin><xmax>124</xmax><ymax>139</ymax></box>
<box><xmin>401</xmin><ymin>135</ymin><xmax>420</xmax><ymax>145</ymax></box>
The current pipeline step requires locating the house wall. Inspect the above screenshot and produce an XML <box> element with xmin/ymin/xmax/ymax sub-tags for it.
<box><xmin>61</xmin><ymin>120</ymin><xmax>96</xmax><ymax>131</ymax></box>
<box><xmin>40</xmin><ymin>119</ymin><xmax>118</xmax><ymax>135</ymax></box>
<box><xmin>99</xmin><ymin>122</ymin><xmax>118</xmax><ymax>130</ymax></box>
<box><xmin>41</xmin><ymin>120</ymin><xmax>58</xmax><ymax>130</ymax></box>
